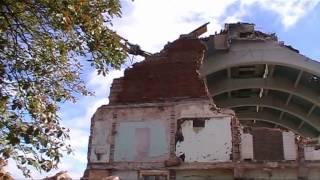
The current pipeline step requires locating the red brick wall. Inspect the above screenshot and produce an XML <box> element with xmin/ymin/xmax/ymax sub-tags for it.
<box><xmin>109</xmin><ymin>38</ymin><xmax>208</xmax><ymax>104</ymax></box>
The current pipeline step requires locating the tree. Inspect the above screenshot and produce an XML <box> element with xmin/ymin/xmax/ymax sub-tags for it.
<box><xmin>0</xmin><ymin>0</ymin><xmax>127</xmax><ymax>177</ymax></box>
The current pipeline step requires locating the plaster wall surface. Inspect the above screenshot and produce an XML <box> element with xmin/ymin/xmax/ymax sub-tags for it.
<box><xmin>90</xmin><ymin>117</ymin><xmax>111</xmax><ymax>162</ymax></box>
<box><xmin>175</xmin><ymin>101</ymin><xmax>235</xmax><ymax>119</ymax></box>
<box><xmin>282</xmin><ymin>131</ymin><xmax>297</xmax><ymax>160</ymax></box>
<box><xmin>240</xmin><ymin>132</ymin><xmax>254</xmax><ymax>160</ymax></box>
<box><xmin>175</xmin><ymin>170</ymin><xmax>233</xmax><ymax>180</ymax></box>
<box><xmin>175</xmin><ymin>117</ymin><xmax>232</xmax><ymax>162</ymax></box>
<box><xmin>114</xmin><ymin>120</ymin><xmax>169</xmax><ymax>161</ymax></box>
<box><xmin>89</xmin><ymin>104</ymin><xmax>172</xmax><ymax>163</ymax></box>
<box><xmin>176</xmin><ymin>102</ymin><xmax>216</xmax><ymax>119</ymax></box>
<box><xmin>304</xmin><ymin>146</ymin><xmax>320</xmax><ymax>160</ymax></box>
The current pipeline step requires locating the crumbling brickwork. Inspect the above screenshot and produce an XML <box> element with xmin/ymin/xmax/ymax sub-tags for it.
<box><xmin>109</xmin><ymin>38</ymin><xmax>208</xmax><ymax>104</ymax></box>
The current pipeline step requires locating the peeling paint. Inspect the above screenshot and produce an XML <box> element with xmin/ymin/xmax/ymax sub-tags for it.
<box><xmin>282</xmin><ymin>131</ymin><xmax>297</xmax><ymax>160</ymax></box>
<box><xmin>90</xmin><ymin>120</ymin><xmax>110</xmax><ymax>162</ymax></box>
<box><xmin>305</xmin><ymin>146</ymin><xmax>320</xmax><ymax>160</ymax></box>
<box><xmin>240</xmin><ymin>132</ymin><xmax>254</xmax><ymax>160</ymax></box>
<box><xmin>175</xmin><ymin>117</ymin><xmax>232</xmax><ymax>162</ymax></box>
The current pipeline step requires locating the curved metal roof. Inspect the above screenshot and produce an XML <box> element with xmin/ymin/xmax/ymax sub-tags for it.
<box><xmin>201</xmin><ymin>24</ymin><xmax>320</xmax><ymax>138</ymax></box>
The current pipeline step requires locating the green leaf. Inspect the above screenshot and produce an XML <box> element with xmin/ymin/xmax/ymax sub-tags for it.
<box><xmin>0</xmin><ymin>0</ymin><xmax>127</xmax><ymax>177</ymax></box>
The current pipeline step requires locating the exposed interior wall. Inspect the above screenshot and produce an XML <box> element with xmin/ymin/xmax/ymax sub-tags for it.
<box><xmin>282</xmin><ymin>131</ymin><xmax>297</xmax><ymax>160</ymax></box>
<box><xmin>240</xmin><ymin>130</ymin><xmax>254</xmax><ymax>160</ymax></box>
<box><xmin>175</xmin><ymin>170</ymin><xmax>233</xmax><ymax>180</ymax></box>
<box><xmin>175</xmin><ymin>101</ymin><xmax>221</xmax><ymax>119</ymax></box>
<box><xmin>114</xmin><ymin>120</ymin><xmax>169</xmax><ymax>161</ymax></box>
<box><xmin>240</xmin><ymin>127</ymin><xmax>298</xmax><ymax>161</ymax></box>
<box><xmin>304</xmin><ymin>145</ymin><xmax>320</xmax><ymax>160</ymax></box>
<box><xmin>90</xmin><ymin>112</ymin><xmax>111</xmax><ymax>162</ymax></box>
<box><xmin>175</xmin><ymin>117</ymin><xmax>232</xmax><ymax>162</ymax></box>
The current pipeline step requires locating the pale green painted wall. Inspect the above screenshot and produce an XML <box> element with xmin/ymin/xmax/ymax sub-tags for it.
<box><xmin>114</xmin><ymin>121</ymin><xmax>168</xmax><ymax>161</ymax></box>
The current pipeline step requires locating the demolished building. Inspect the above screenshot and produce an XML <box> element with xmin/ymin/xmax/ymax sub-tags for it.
<box><xmin>82</xmin><ymin>23</ymin><xmax>320</xmax><ymax>180</ymax></box>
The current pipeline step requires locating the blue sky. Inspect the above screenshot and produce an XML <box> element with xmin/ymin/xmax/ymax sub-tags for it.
<box><xmin>7</xmin><ymin>0</ymin><xmax>320</xmax><ymax>178</ymax></box>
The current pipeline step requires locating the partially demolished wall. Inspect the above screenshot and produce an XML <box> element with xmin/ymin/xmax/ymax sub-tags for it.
<box><xmin>109</xmin><ymin>38</ymin><xmax>208</xmax><ymax>104</ymax></box>
<box><xmin>83</xmin><ymin>23</ymin><xmax>320</xmax><ymax>180</ymax></box>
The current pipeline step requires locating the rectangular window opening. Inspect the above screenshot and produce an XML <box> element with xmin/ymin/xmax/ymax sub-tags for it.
<box><xmin>193</xmin><ymin>119</ymin><xmax>205</xmax><ymax>128</ymax></box>
<box><xmin>96</xmin><ymin>153</ymin><xmax>101</xmax><ymax>161</ymax></box>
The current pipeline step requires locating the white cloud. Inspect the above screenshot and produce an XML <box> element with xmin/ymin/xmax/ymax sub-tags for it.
<box><xmin>114</xmin><ymin>0</ymin><xmax>238</xmax><ymax>52</ymax></box>
<box><xmin>88</xmin><ymin>69</ymin><xmax>125</xmax><ymax>97</ymax></box>
<box><xmin>115</xmin><ymin>0</ymin><xmax>320</xmax><ymax>53</ymax></box>
<box><xmin>62</xmin><ymin>69</ymin><xmax>124</xmax><ymax>129</ymax></box>
<box><xmin>239</xmin><ymin>0</ymin><xmax>320</xmax><ymax>29</ymax></box>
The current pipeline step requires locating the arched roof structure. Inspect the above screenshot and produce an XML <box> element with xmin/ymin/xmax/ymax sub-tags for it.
<box><xmin>201</xmin><ymin>23</ymin><xmax>320</xmax><ymax>138</ymax></box>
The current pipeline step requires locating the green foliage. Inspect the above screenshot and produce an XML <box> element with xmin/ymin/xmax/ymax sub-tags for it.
<box><xmin>0</xmin><ymin>0</ymin><xmax>127</xmax><ymax>177</ymax></box>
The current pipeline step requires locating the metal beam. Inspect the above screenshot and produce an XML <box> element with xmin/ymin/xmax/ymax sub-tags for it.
<box><xmin>308</xmin><ymin>104</ymin><xmax>316</xmax><ymax>117</ymax></box>
<box><xmin>298</xmin><ymin>121</ymin><xmax>305</xmax><ymax>129</ymax></box>
<box><xmin>285</xmin><ymin>94</ymin><xmax>292</xmax><ymax>106</ymax></box>
<box><xmin>227</xmin><ymin>68</ymin><xmax>231</xmax><ymax>78</ymax></box>
<box><xmin>227</xmin><ymin>91</ymin><xmax>231</xmax><ymax>98</ymax></box>
<box><xmin>237</xmin><ymin>111</ymin><xmax>319</xmax><ymax>138</ymax></box>
<box><xmin>294</xmin><ymin>70</ymin><xmax>303</xmax><ymax>88</ymax></box>
<box><xmin>268</xmin><ymin>65</ymin><xmax>276</xmax><ymax>78</ymax></box>
<box><xmin>215</xmin><ymin>96</ymin><xmax>320</xmax><ymax>131</ymax></box>
<box><xmin>201</xmin><ymin>41</ymin><xmax>320</xmax><ymax>77</ymax></box>
<box><xmin>209</xmin><ymin>77</ymin><xmax>320</xmax><ymax>109</ymax></box>
<box><xmin>279</xmin><ymin>112</ymin><xmax>284</xmax><ymax>120</ymax></box>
